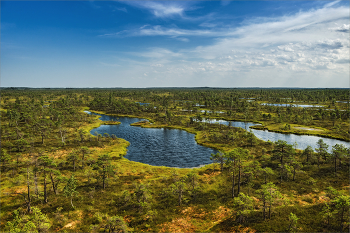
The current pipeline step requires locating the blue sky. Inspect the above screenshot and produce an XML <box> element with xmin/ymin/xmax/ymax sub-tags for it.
<box><xmin>1</xmin><ymin>0</ymin><xmax>349</xmax><ymax>88</ymax></box>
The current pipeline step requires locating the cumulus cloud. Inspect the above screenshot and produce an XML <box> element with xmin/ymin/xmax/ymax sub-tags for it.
<box><xmin>331</xmin><ymin>24</ymin><xmax>350</xmax><ymax>32</ymax></box>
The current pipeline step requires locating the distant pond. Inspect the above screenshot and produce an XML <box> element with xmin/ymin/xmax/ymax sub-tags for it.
<box><xmin>261</xmin><ymin>103</ymin><xmax>324</xmax><ymax>108</ymax></box>
<box><xmin>85</xmin><ymin>111</ymin><xmax>218</xmax><ymax>168</ymax></box>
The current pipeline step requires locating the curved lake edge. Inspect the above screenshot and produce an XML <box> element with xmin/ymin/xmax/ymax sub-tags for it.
<box><xmin>86</xmin><ymin>109</ymin><xmax>224</xmax><ymax>151</ymax></box>
<box><xmin>83</xmin><ymin>109</ymin><xmax>155</xmax><ymax>123</ymax></box>
<box><xmin>83</xmin><ymin>109</ymin><xmax>220</xmax><ymax>169</ymax></box>
<box><xmin>248</xmin><ymin>124</ymin><xmax>350</xmax><ymax>142</ymax></box>
<box><xmin>84</xmin><ymin>109</ymin><xmax>349</xmax><ymax>153</ymax></box>
<box><xmin>129</xmin><ymin>121</ymin><xmax>224</xmax><ymax>152</ymax></box>
<box><xmin>206</xmin><ymin>116</ymin><xmax>349</xmax><ymax>142</ymax></box>
<box><xmin>85</xmin><ymin>107</ymin><xmax>348</xmax><ymax>142</ymax></box>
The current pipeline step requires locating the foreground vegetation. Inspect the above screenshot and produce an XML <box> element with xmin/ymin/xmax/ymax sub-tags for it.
<box><xmin>1</xmin><ymin>88</ymin><xmax>349</xmax><ymax>232</ymax></box>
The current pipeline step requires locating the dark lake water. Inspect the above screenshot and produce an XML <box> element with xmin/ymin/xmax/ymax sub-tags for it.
<box><xmin>85</xmin><ymin>111</ymin><xmax>218</xmax><ymax>168</ymax></box>
<box><xmin>85</xmin><ymin>111</ymin><xmax>349</xmax><ymax>168</ymax></box>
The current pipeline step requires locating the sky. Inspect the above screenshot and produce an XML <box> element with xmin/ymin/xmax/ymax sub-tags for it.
<box><xmin>1</xmin><ymin>0</ymin><xmax>349</xmax><ymax>88</ymax></box>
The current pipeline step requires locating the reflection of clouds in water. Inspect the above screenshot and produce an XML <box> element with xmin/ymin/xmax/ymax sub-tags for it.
<box><xmin>251</xmin><ymin>129</ymin><xmax>350</xmax><ymax>151</ymax></box>
<box><xmin>86</xmin><ymin>111</ymin><xmax>349</xmax><ymax>160</ymax></box>
<box><xmin>86</xmin><ymin>112</ymin><xmax>218</xmax><ymax>168</ymax></box>
<box><xmin>199</xmin><ymin>116</ymin><xmax>349</xmax><ymax>151</ymax></box>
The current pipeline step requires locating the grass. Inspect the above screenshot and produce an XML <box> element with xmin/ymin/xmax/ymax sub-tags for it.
<box><xmin>1</xmin><ymin>99</ymin><xmax>349</xmax><ymax>232</ymax></box>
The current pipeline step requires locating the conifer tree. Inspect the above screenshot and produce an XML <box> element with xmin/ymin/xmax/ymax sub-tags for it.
<box><xmin>63</xmin><ymin>174</ymin><xmax>79</xmax><ymax>209</ymax></box>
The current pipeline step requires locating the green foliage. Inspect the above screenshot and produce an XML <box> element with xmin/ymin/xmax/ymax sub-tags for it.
<box><xmin>170</xmin><ymin>179</ymin><xmax>187</xmax><ymax>206</ymax></box>
<box><xmin>1</xmin><ymin>89</ymin><xmax>349</xmax><ymax>232</ymax></box>
<box><xmin>133</xmin><ymin>182</ymin><xmax>152</xmax><ymax>213</ymax></box>
<box><xmin>315</xmin><ymin>139</ymin><xmax>329</xmax><ymax>167</ymax></box>
<box><xmin>301</xmin><ymin>145</ymin><xmax>314</xmax><ymax>164</ymax></box>
<box><xmin>186</xmin><ymin>170</ymin><xmax>200</xmax><ymax>202</ymax></box>
<box><xmin>287</xmin><ymin>212</ymin><xmax>299</xmax><ymax>232</ymax></box>
<box><xmin>5</xmin><ymin>207</ymin><xmax>51</xmax><ymax>233</ymax></box>
<box><xmin>210</xmin><ymin>152</ymin><xmax>226</xmax><ymax>172</ymax></box>
<box><xmin>63</xmin><ymin>174</ymin><xmax>79</xmax><ymax>209</ymax></box>
<box><xmin>67</xmin><ymin>150</ymin><xmax>79</xmax><ymax>172</ymax></box>
<box><xmin>233</xmin><ymin>193</ymin><xmax>253</xmax><ymax>223</ymax></box>
<box><xmin>90</xmin><ymin>213</ymin><xmax>129</xmax><ymax>233</ymax></box>
<box><xmin>94</xmin><ymin>154</ymin><xmax>116</xmax><ymax>189</ymax></box>
<box><xmin>273</xmin><ymin>140</ymin><xmax>294</xmax><ymax>164</ymax></box>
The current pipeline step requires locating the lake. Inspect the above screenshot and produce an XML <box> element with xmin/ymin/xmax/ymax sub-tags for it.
<box><xmin>85</xmin><ymin>111</ymin><xmax>218</xmax><ymax>168</ymax></box>
<box><xmin>85</xmin><ymin>111</ymin><xmax>349</xmax><ymax>168</ymax></box>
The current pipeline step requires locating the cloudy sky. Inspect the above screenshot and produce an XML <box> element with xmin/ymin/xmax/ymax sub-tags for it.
<box><xmin>1</xmin><ymin>0</ymin><xmax>349</xmax><ymax>88</ymax></box>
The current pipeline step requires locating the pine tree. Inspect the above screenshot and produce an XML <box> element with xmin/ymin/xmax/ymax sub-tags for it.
<box><xmin>63</xmin><ymin>174</ymin><xmax>79</xmax><ymax>209</ymax></box>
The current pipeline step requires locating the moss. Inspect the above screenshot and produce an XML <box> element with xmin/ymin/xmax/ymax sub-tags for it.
<box><xmin>2</xmin><ymin>91</ymin><xmax>349</xmax><ymax>233</ymax></box>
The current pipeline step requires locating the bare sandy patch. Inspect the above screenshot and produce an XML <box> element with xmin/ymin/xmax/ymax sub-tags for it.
<box><xmin>294</xmin><ymin>127</ymin><xmax>323</xmax><ymax>131</ymax></box>
<box><xmin>63</xmin><ymin>221</ymin><xmax>78</xmax><ymax>229</ymax></box>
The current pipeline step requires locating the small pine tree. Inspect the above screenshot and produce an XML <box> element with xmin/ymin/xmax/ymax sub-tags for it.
<box><xmin>233</xmin><ymin>193</ymin><xmax>254</xmax><ymax>223</ymax></box>
<box><xmin>63</xmin><ymin>175</ymin><xmax>79</xmax><ymax>209</ymax></box>
<box><xmin>287</xmin><ymin>212</ymin><xmax>299</xmax><ymax>233</ymax></box>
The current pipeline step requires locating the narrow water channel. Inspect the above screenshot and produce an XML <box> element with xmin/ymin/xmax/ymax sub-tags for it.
<box><xmin>201</xmin><ymin>118</ymin><xmax>350</xmax><ymax>151</ymax></box>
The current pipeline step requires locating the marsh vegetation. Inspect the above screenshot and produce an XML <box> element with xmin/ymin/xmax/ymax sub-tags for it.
<box><xmin>1</xmin><ymin>88</ymin><xmax>349</xmax><ymax>232</ymax></box>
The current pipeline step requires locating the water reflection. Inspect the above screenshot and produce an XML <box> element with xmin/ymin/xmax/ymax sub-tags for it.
<box><xmin>86</xmin><ymin>111</ymin><xmax>349</xmax><ymax>168</ymax></box>
<box><xmin>85</xmin><ymin>111</ymin><xmax>218</xmax><ymax>168</ymax></box>
<box><xmin>261</xmin><ymin>103</ymin><xmax>323</xmax><ymax>108</ymax></box>
<box><xmin>200</xmin><ymin>118</ymin><xmax>349</xmax><ymax>151</ymax></box>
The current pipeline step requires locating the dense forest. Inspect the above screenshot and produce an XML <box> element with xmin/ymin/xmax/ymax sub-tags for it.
<box><xmin>1</xmin><ymin>88</ymin><xmax>349</xmax><ymax>232</ymax></box>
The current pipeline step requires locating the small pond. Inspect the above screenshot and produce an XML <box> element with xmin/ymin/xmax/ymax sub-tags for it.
<box><xmin>200</xmin><ymin>110</ymin><xmax>225</xmax><ymax>114</ymax></box>
<box><xmin>85</xmin><ymin>111</ymin><xmax>218</xmax><ymax>168</ymax></box>
<box><xmin>136</xmin><ymin>102</ymin><xmax>149</xmax><ymax>106</ymax></box>
<box><xmin>261</xmin><ymin>103</ymin><xmax>323</xmax><ymax>108</ymax></box>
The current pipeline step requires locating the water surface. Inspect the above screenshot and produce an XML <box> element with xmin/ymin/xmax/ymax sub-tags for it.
<box><xmin>200</xmin><ymin>118</ymin><xmax>349</xmax><ymax>151</ymax></box>
<box><xmin>86</xmin><ymin>111</ymin><xmax>218</xmax><ymax>168</ymax></box>
<box><xmin>86</xmin><ymin>111</ymin><xmax>349</xmax><ymax>168</ymax></box>
<box><xmin>261</xmin><ymin>103</ymin><xmax>323</xmax><ymax>108</ymax></box>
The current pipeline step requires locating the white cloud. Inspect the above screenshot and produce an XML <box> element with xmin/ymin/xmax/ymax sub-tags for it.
<box><xmin>175</xmin><ymin>37</ymin><xmax>189</xmax><ymax>42</ymax></box>
<box><xmin>102</xmin><ymin>4</ymin><xmax>349</xmax><ymax>44</ymax></box>
<box><xmin>103</xmin><ymin>3</ymin><xmax>349</xmax><ymax>87</ymax></box>
<box><xmin>324</xmin><ymin>0</ymin><xmax>342</xmax><ymax>8</ymax></box>
<box><xmin>199</xmin><ymin>22</ymin><xmax>217</xmax><ymax>28</ymax></box>
<box><xmin>151</xmin><ymin>63</ymin><xmax>164</xmax><ymax>67</ymax></box>
<box><xmin>100</xmin><ymin>25</ymin><xmax>228</xmax><ymax>38</ymax></box>
<box><xmin>122</xmin><ymin>1</ymin><xmax>185</xmax><ymax>18</ymax></box>
<box><xmin>131</xmin><ymin>48</ymin><xmax>182</xmax><ymax>59</ymax></box>
<box><xmin>330</xmin><ymin>24</ymin><xmax>350</xmax><ymax>32</ymax></box>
